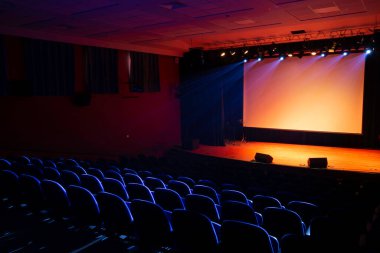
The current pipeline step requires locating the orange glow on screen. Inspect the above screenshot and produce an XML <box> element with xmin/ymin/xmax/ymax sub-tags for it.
<box><xmin>243</xmin><ymin>54</ymin><xmax>365</xmax><ymax>134</ymax></box>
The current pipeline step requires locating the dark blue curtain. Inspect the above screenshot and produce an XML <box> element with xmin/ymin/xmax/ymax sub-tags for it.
<box><xmin>25</xmin><ymin>39</ymin><xmax>74</xmax><ymax>96</ymax></box>
<box><xmin>129</xmin><ymin>51</ymin><xmax>160</xmax><ymax>92</ymax></box>
<box><xmin>0</xmin><ymin>36</ymin><xmax>7</xmax><ymax>95</ymax></box>
<box><xmin>84</xmin><ymin>46</ymin><xmax>118</xmax><ymax>94</ymax></box>
<box><xmin>180</xmin><ymin>63</ymin><xmax>243</xmax><ymax>147</ymax></box>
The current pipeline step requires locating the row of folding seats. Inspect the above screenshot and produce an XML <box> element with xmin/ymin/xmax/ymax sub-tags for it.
<box><xmin>0</xmin><ymin>168</ymin><xmax>278</xmax><ymax>252</ymax></box>
<box><xmin>0</xmin><ymin>169</ymin><xmax>303</xmax><ymax>252</ymax></box>
<box><xmin>0</xmin><ymin>156</ymin><xmax>358</xmax><ymax>252</ymax></box>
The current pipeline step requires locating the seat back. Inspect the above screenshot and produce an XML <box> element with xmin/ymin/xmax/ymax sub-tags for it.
<box><xmin>19</xmin><ymin>174</ymin><xmax>44</xmax><ymax>211</ymax></box>
<box><xmin>262</xmin><ymin>207</ymin><xmax>305</xmax><ymax>240</ymax></box>
<box><xmin>154</xmin><ymin>188</ymin><xmax>185</xmax><ymax>212</ymax></box>
<box><xmin>0</xmin><ymin>170</ymin><xmax>19</xmax><ymax>201</ymax></box>
<box><xmin>198</xmin><ymin>179</ymin><xmax>218</xmax><ymax>191</ymax></box>
<box><xmin>177</xmin><ymin>176</ymin><xmax>196</xmax><ymax>188</ymax></box>
<box><xmin>104</xmin><ymin>170</ymin><xmax>125</xmax><ymax>185</ymax></box>
<box><xmin>144</xmin><ymin>177</ymin><xmax>166</xmax><ymax>191</ymax></box>
<box><xmin>68</xmin><ymin>165</ymin><xmax>87</xmax><ymax>175</ymax></box>
<box><xmin>102</xmin><ymin>178</ymin><xmax>129</xmax><ymax>201</ymax></box>
<box><xmin>67</xmin><ymin>185</ymin><xmax>100</xmax><ymax>226</ymax></box>
<box><xmin>252</xmin><ymin>195</ymin><xmax>283</xmax><ymax>214</ymax></box>
<box><xmin>193</xmin><ymin>185</ymin><xmax>220</xmax><ymax>205</ymax></box>
<box><xmin>221</xmin><ymin>200</ymin><xmax>258</xmax><ymax>225</ymax></box>
<box><xmin>96</xmin><ymin>192</ymin><xmax>133</xmax><ymax>235</ymax></box>
<box><xmin>80</xmin><ymin>174</ymin><xmax>104</xmax><ymax>194</ymax></box>
<box><xmin>126</xmin><ymin>183</ymin><xmax>155</xmax><ymax>203</ymax></box>
<box><xmin>43</xmin><ymin>167</ymin><xmax>61</xmax><ymax>182</ymax></box>
<box><xmin>41</xmin><ymin>179</ymin><xmax>70</xmax><ymax>218</ymax></box>
<box><xmin>185</xmin><ymin>194</ymin><xmax>220</xmax><ymax>222</ymax></box>
<box><xmin>122</xmin><ymin>168</ymin><xmax>138</xmax><ymax>175</ymax></box>
<box><xmin>131</xmin><ymin>199</ymin><xmax>172</xmax><ymax>250</ymax></box>
<box><xmin>61</xmin><ymin>170</ymin><xmax>81</xmax><ymax>187</ymax></box>
<box><xmin>221</xmin><ymin>189</ymin><xmax>249</xmax><ymax>205</ymax></box>
<box><xmin>287</xmin><ymin>200</ymin><xmax>319</xmax><ymax>228</ymax></box>
<box><xmin>172</xmin><ymin>209</ymin><xmax>219</xmax><ymax>253</ymax></box>
<box><xmin>221</xmin><ymin>220</ymin><xmax>274</xmax><ymax>253</ymax></box>
<box><xmin>123</xmin><ymin>173</ymin><xmax>144</xmax><ymax>185</ymax></box>
<box><xmin>167</xmin><ymin>180</ymin><xmax>192</xmax><ymax>197</ymax></box>
<box><xmin>87</xmin><ymin>168</ymin><xmax>105</xmax><ymax>180</ymax></box>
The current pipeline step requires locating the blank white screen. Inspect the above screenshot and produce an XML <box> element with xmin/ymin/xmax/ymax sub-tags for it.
<box><xmin>243</xmin><ymin>54</ymin><xmax>365</xmax><ymax>134</ymax></box>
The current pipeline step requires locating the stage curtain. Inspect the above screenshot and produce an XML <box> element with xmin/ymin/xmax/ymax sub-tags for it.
<box><xmin>362</xmin><ymin>49</ymin><xmax>380</xmax><ymax>148</ymax></box>
<box><xmin>129</xmin><ymin>51</ymin><xmax>160</xmax><ymax>92</ymax></box>
<box><xmin>83</xmin><ymin>46</ymin><xmax>118</xmax><ymax>94</ymax></box>
<box><xmin>25</xmin><ymin>38</ymin><xmax>75</xmax><ymax>96</ymax></box>
<box><xmin>0</xmin><ymin>36</ymin><xmax>7</xmax><ymax>96</ymax></box>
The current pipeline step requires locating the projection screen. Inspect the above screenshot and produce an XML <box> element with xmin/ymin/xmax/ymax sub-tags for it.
<box><xmin>243</xmin><ymin>53</ymin><xmax>365</xmax><ymax>134</ymax></box>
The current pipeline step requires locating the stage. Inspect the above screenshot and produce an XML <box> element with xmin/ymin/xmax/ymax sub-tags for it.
<box><xmin>191</xmin><ymin>141</ymin><xmax>380</xmax><ymax>174</ymax></box>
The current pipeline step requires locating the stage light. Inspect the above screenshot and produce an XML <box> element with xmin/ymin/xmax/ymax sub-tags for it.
<box><xmin>243</xmin><ymin>59</ymin><xmax>248</xmax><ymax>63</ymax></box>
<box><xmin>343</xmin><ymin>51</ymin><xmax>349</xmax><ymax>56</ymax></box>
<box><xmin>311</xmin><ymin>51</ymin><xmax>317</xmax><ymax>56</ymax></box>
<box><xmin>321</xmin><ymin>53</ymin><xmax>326</xmax><ymax>57</ymax></box>
<box><xmin>243</xmin><ymin>49</ymin><xmax>249</xmax><ymax>55</ymax></box>
<box><xmin>279</xmin><ymin>56</ymin><xmax>285</xmax><ymax>61</ymax></box>
<box><xmin>288</xmin><ymin>53</ymin><xmax>293</xmax><ymax>57</ymax></box>
<box><xmin>257</xmin><ymin>57</ymin><xmax>262</xmax><ymax>62</ymax></box>
<box><xmin>365</xmin><ymin>48</ymin><xmax>373</xmax><ymax>55</ymax></box>
<box><xmin>230</xmin><ymin>50</ymin><xmax>236</xmax><ymax>56</ymax></box>
<box><xmin>220</xmin><ymin>51</ymin><xmax>226</xmax><ymax>57</ymax></box>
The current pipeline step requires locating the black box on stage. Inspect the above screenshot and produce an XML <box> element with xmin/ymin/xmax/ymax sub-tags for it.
<box><xmin>308</xmin><ymin>157</ymin><xmax>328</xmax><ymax>169</ymax></box>
<box><xmin>254</xmin><ymin>153</ymin><xmax>273</xmax><ymax>163</ymax></box>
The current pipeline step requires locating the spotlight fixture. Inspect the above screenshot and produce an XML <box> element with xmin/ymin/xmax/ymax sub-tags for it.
<box><xmin>220</xmin><ymin>51</ymin><xmax>226</xmax><ymax>57</ymax></box>
<box><xmin>279</xmin><ymin>56</ymin><xmax>285</xmax><ymax>61</ymax></box>
<box><xmin>257</xmin><ymin>57</ymin><xmax>262</xmax><ymax>62</ymax></box>
<box><xmin>230</xmin><ymin>50</ymin><xmax>236</xmax><ymax>56</ymax></box>
<box><xmin>365</xmin><ymin>48</ymin><xmax>373</xmax><ymax>55</ymax></box>
<box><xmin>287</xmin><ymin>53</ymin><xmax>293</xmax><ymax>57</ymax></box>
<box><xmin>243</xmin><ymin>49</ymin><xmax>249</xmax><ymax>55</ymax></box>
<box><xmin>243</xmin><ymin>59</ymin><xmax>248</xmax><ymax>63</ymax></box>
<box><xmin>321</xmin><ymin>52</ymin><xmax>327</xmax><ymax>57</ymax></box>
<box><xmin>311</xmin><ymin>51</ymin><xmax>317</xmax><ymax>56</ymax></box>
<box><xmin>342</xmin><ymin>51</ymin><xmax>349</xmax><ymax>56</ymax></box>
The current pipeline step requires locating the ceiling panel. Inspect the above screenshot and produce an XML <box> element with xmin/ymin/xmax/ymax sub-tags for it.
<box><xmin>0</xmin><ymin>0</ymin><xmax>379</xmax><ymax>56</ymax></box>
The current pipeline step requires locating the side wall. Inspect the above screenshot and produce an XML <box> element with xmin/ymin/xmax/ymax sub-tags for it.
<box><xmin>0</xmin><ymin>36</ymin><xmax>181</xmax><ymax>159</ymax></box>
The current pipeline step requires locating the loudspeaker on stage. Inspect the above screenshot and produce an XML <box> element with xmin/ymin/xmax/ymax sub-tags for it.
<box><xmin>254</xmin><ymin>153</ymin><xmax>273</xmax><ymax>163</ymax></box>
<box><xmin>308</xmin><ymin>157</ymin><xmax>328</xmax><ymax>169</ymax></box>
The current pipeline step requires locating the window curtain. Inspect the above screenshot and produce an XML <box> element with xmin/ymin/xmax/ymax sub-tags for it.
<box><xmin>84</xmin><ymin>46</ymin><xmax>118</xmax><ymax>94</ymax></box>
<box><xmin>25</xmin><ymin>39</ymin><xmax>75</xmax><ymax>96</ymax></box>
<box><xmin>129</xmin><ymin>51</ymin><xmax>160</xmax><ymax>92</ymax></box>
<box><xmin>0</xmin><ymin>36</ymin><xmax>7</xmax><ymax>95</ymax></box>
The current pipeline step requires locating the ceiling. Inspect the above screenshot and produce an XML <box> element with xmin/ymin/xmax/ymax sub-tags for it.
<box><xmin>0</xmin><ymin>0</ymin><xmax>379</xmax><ymax>56</ymax></box>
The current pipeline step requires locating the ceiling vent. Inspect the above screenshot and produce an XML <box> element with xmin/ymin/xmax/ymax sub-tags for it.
<box><xmin>160</xmin><ymin>2</ymin><xmax>187</xmax><ymax>10</ymax></box>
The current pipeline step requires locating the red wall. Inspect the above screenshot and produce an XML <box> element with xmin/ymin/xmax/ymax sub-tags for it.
<box><xmin>0</xmin><ymin>36</ymin><xmax>181</xmax><ymax>159</ymax></box>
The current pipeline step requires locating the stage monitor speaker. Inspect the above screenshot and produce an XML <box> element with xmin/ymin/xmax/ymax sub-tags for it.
<box><xmin>308</xmin><ymin>157</ymin><xmax>328</xmax><ymax>169</ymax></box>
<box><xmin>254</xmin><ymin>153</ymin><xmax>273</xmax><ymax>163</ymax></box>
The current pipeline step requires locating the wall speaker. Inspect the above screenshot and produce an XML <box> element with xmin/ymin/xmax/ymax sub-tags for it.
<box><xmin>8</xmin><ymin>80</ymin><xmax>32</xmax><ymax>96</ymax></box>
<box><xmin>73</xmin><ymin>92</ymin><xmax>91</xmax><ymax>106</ymax></box>
<box><xmin>308</xmin><ymin>157</ymin><xmax>328</xmax><ymax>169</ymax></box>
<box><xmin>254</xmin><ymin>153</ymin><xmax>273</xmax><ymax>163</ymax></box>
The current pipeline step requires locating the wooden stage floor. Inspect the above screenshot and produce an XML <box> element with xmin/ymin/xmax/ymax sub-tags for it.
<box><xmin>192</xmin><ymin>141</ymin><xmax>380</xmax><ymax>174</ymax></box>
